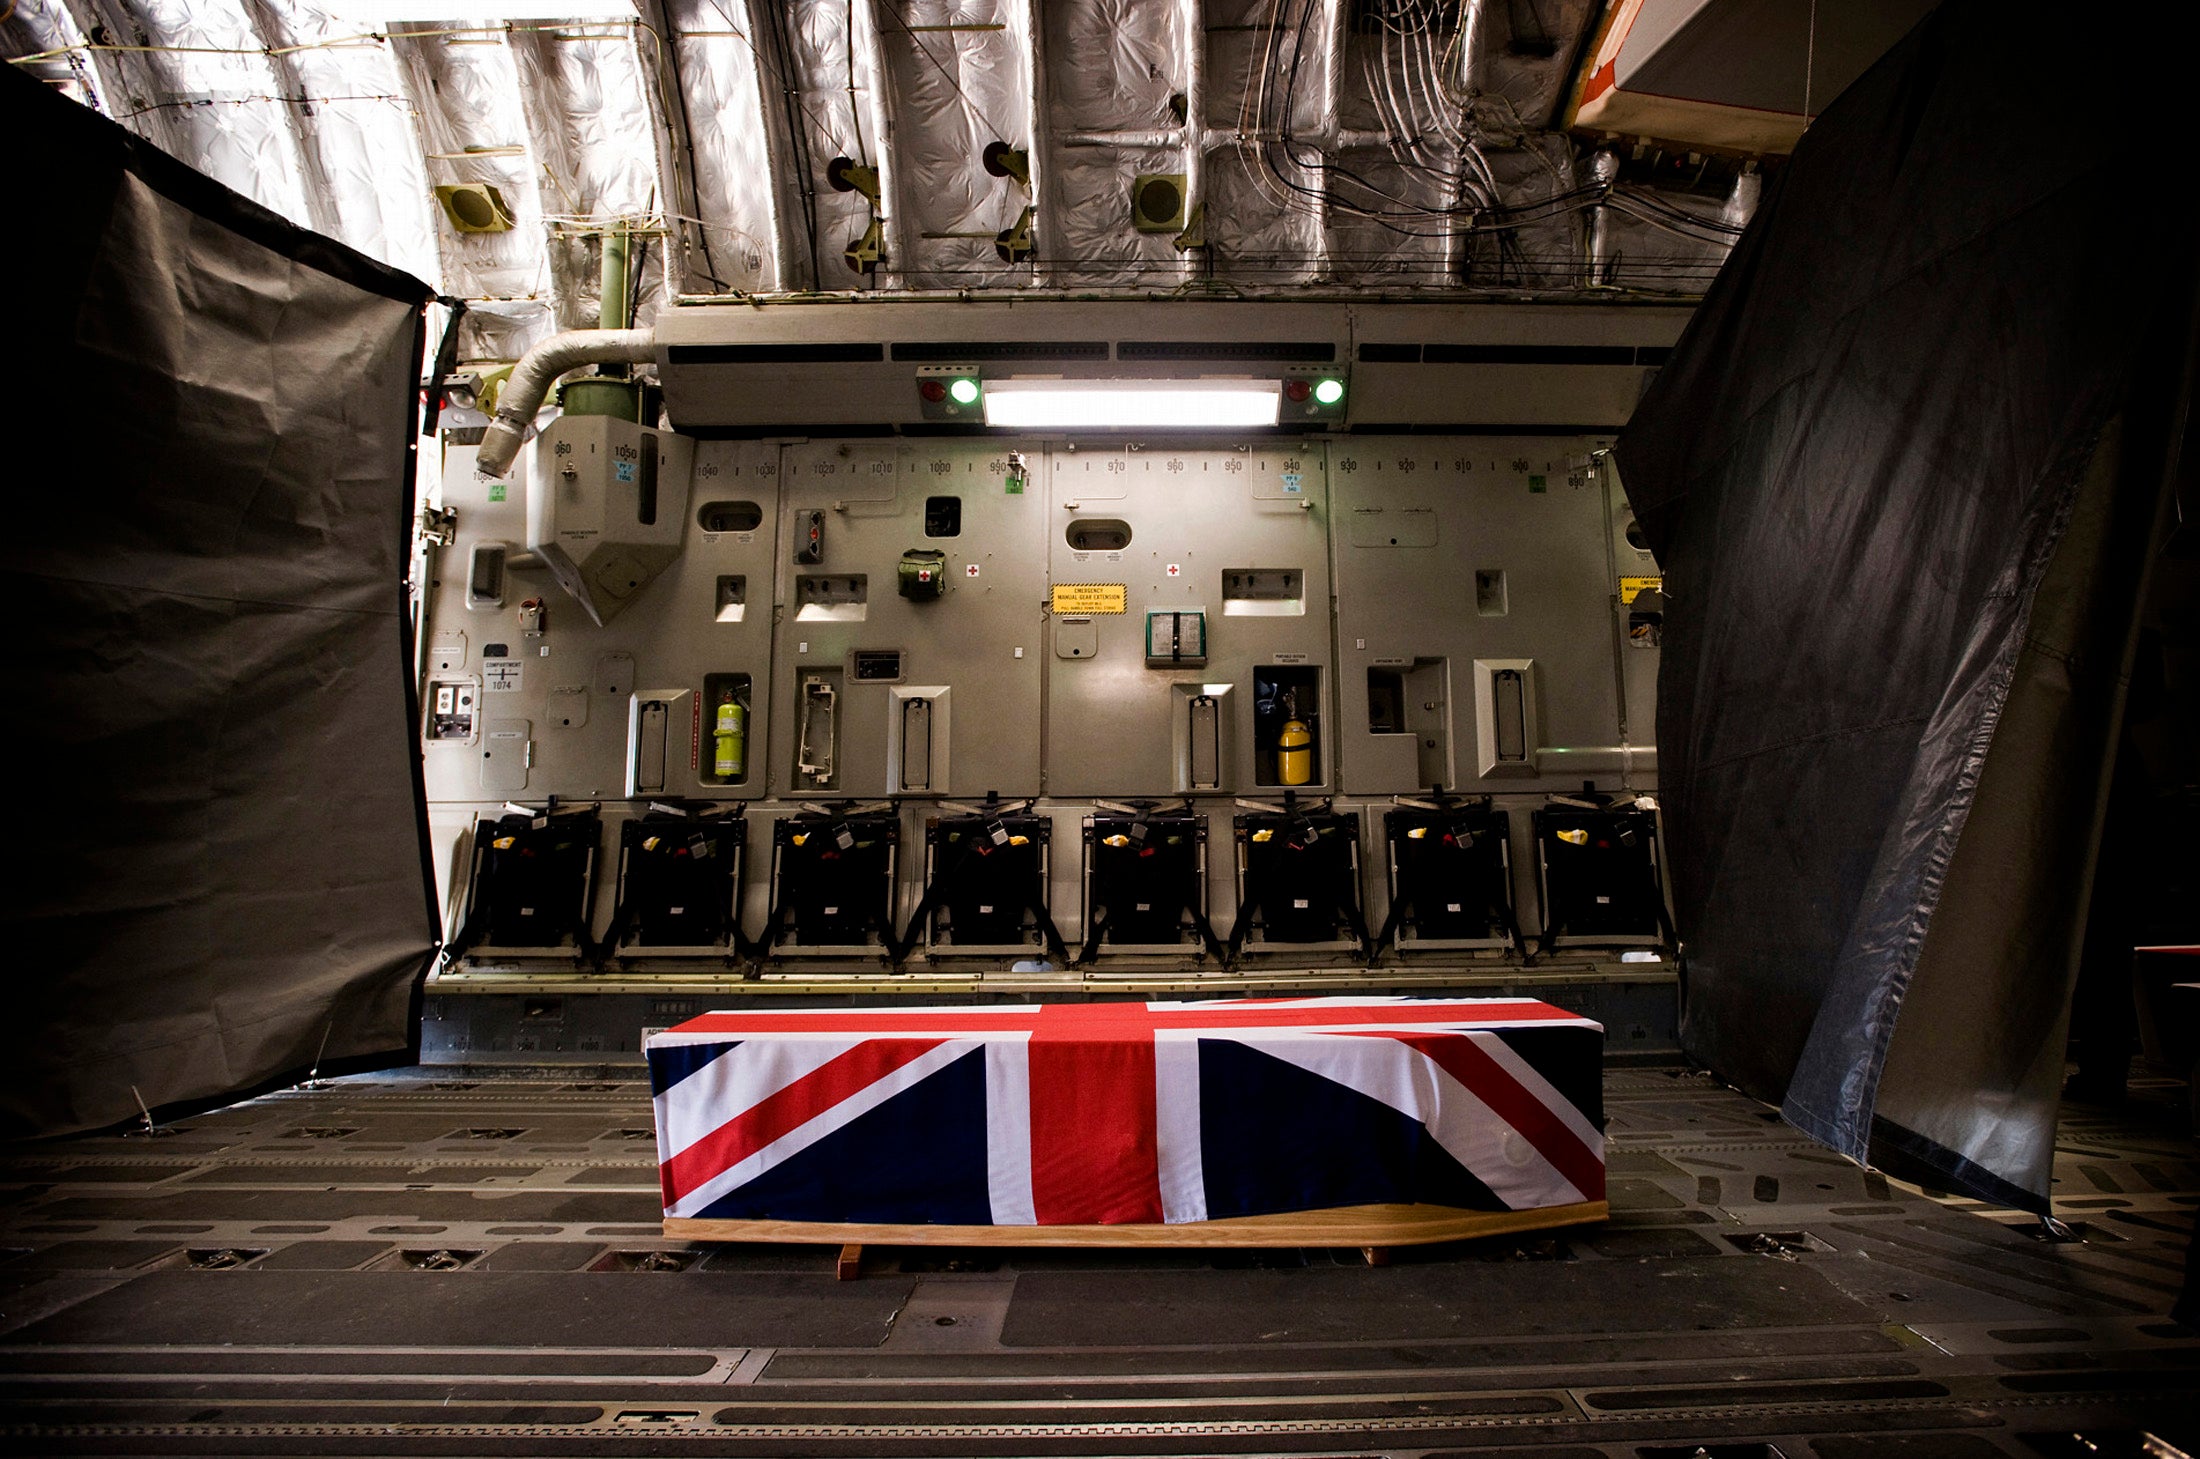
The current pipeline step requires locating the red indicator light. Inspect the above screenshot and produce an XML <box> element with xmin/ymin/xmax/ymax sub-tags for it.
<box><xmin>1283</xmin><ymin>378</ymin><xmax>1312</xmax><ymax>402</ymax></box>
<box><xmin>919</xmin><ymin>379</ymin><xmax>947</xmax><ymax>403</ymax></box>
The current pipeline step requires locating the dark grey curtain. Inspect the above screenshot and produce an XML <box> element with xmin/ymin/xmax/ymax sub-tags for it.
<box><xmin>1615</xmin><ymin>0</ymin><xmax>2193</xmax><ymax>1208</ymax></box>
<box><xmin>2</xmin><ymin>68</ymin><xmax>440</xmax><ymax>1136</ymax></box>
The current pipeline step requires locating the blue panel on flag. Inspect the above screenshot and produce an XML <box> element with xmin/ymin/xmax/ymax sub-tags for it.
<box><xmin>1490</xmin><ymin>1026</ymin><xmax>1605</xmax><ymax>1130</ymax></box>
<box><xmin>691</xmin><ymin>1045</ymin><xmax>993</xmax><ymax>1224</ymax></box>
<box><xmin>1196</xmin><ymin>1038</ymin><xmax>1503</xmax><ymax>1218</ymax></box>
<box><xmin>647</xmin><ymin>1039</ymin><xmax>741</xmax><ymax>1098</ymax></box>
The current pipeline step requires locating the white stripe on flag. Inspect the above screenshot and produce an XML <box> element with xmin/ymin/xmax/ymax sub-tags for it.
<box><xmin>985</xmin><ymin>1039</ymin><xmax>1036</xmax><ymax>1225</ymax></box>
<box><xmin>1240</xmin><ymin>1031</ymin><xmax>1589</xmax><ymax>1210</ymax></box>
<box><xmin>652</xmin><ymin>1036</ymin><xmax>856</xmax><ymax>1168</ymax></box>
<box><xmin>1153</xmin><ymin>1031</ymin><xmax>1208</xmax><ymax>1224</ymax></box>
<box><xmin>1467</xmin><ymin>1029</ymin><xmax>1604</xmax><ymax>1155</ymax></box>
<box><xmin>664</xmin><ymin>1039</ymin><xmax>975</xmax><ymax>1219</ymax></box>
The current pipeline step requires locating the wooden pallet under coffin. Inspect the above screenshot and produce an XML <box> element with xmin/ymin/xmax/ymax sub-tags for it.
<box><xmin>668</xmin><ymin>1198</ymin><xmax>1609</xmax><ymax>1250</ymax></box>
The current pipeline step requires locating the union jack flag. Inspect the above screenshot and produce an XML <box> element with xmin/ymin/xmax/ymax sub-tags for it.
<box><xmin>648</xmin><ymin>996</ymin><xmax>1604</xmax><ymax>1225</ymax></box>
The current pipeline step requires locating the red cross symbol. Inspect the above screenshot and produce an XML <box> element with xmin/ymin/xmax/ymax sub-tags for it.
<box><xmin>966</xmin><ymin>563</ymin><xmax>981</xmax><ymax>577</ymax></box>
<box><xmin>1166</xmin><ymin>563</ymin><xmax>1181</xmax><ymax>577</ymax></box>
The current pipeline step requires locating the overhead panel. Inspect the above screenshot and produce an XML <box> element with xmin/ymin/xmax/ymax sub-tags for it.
<box><xmin>1568</xmin><ymin>0</ymin><xmax>1938</xmax><ymax>154</ymax></box>
<box><xmin>654</xmin><ymin>298</ymin><xmax>1686</xmax><ymax>432</ymax></box>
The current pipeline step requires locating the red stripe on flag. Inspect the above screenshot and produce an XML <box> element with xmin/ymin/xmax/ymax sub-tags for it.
<box><xmin>1380</xmin><ymin>1031</ymin><xmax>1604</xmax><ymax>1202</ymax></box>
<box><xmin>660</xmin><ymin>1038</ymin><xmax>947</xmax><ymax>1208</ymax></box>
<box><xmin>1027</xmin><ymin>1005</ymin><xmax>1163</xmax><ymax>1224</ymax></box>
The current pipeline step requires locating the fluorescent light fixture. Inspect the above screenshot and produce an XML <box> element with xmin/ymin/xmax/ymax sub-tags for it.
<box><xmin>982</xmin><ymin>379</ymin><xmax>1282</xmax><ymax>430</ymax></box>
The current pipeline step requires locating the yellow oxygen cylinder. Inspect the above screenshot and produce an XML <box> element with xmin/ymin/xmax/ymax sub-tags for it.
<box><xmin>712</xmin><ymin>693</ymin><xmax>747</xmax><ymax>779</ymax></box>
<box><xmin>1277</xmin><ymin>717</ymin><xmax>1313</xmax><ymax>786</ymax></box>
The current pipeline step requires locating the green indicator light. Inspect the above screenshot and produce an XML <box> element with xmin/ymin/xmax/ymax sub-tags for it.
<box><xmin>1312</xmin><ymin>378</ymin><xmax>1345</xmax><ymax>406</ymax></box>
<box><xmin>949</xmin><ymin>377</ymin><xmax>981</xmax><ymax>405</ymax></box>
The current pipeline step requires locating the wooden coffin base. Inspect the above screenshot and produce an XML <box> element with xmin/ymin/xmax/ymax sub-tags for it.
<box><xmin>667</xmin><ymin>1199</ymin><xmax>1607</xmax><ymax>1252</ymax></box>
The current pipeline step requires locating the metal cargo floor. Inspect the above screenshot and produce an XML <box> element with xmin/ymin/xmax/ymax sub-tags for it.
<box><xmin>0</xmin><ymin>1064</ymin><xmax>2193</xmax><ymax>1457</ymax></box>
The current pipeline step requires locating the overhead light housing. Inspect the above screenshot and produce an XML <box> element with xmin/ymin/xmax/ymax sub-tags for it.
<box><xmin>982</xmin><ymin>379</ymin><xmax>1282</xmax><ymax>430</ymax></box>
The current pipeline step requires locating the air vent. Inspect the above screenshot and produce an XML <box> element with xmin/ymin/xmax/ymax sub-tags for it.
<box><xmin>1130</xmin><ymin>173</ymin><xmax>1187</xmax><ymax>233</ymax></box>
<box><xmin>665</xmin><ymin>343</ymin><xmax>884</xmax><ymax>364</ymax></box>
<box><xmin>892</xmin><ymin>341</ymin><xmax>1109</xmax><ymax>362</ymax></box>
<box><xmin>434</xmin><ymin>183</ymin><xmax>514</xmax><ymax>234</ymax></box>
<box><xmin>1421</xmin><ymin>344</ymin><xmax>1637</xmax><ymax>366</ymax></box>
<box><xmin>1117</xmin><ymin>341</ymin><xmax>1336</xmax><ymax>362</ymax></box>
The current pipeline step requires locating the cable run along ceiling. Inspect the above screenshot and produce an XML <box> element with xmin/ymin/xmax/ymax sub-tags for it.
<box><xmin>5</xmin><ymin>1</ymin><xmax>1755</xmax><ymax>363</ymax></box>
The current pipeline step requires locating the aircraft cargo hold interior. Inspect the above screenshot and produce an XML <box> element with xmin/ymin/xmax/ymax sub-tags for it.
<box><xmin>4</xmin><ymin>1</ymin><xmax>2198</xmax><ymax>1455</ymax></box>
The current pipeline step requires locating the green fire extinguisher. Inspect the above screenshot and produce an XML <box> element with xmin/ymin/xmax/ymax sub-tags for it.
<box><xmin>713</xmin><ymin>692</ymin><xmax>747</xmax><ymax>780</ymax></box>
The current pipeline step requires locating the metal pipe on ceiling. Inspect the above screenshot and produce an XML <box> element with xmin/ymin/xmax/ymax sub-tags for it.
<box><xmin>1180</xmin><ymin>0</ymin><xmax>1206</xmax><ymax>279</ymax></box>
<box><xmin>1585</xmin><ymin>148</ymin><xmax>1621</xmax><ymax>288</ymax></box>
<box><xmin>1017</xmin><ymin>0</ymin><xmax>1051</xmax><ymax>288</ymax></box>
<box><xmin>1317</xmin><ymin>0</ymin><xmax>1348</xmax><ymax>283</ymax></box>
<box><xmin>1440</xmin><ymin>0</ymin><xmax>1494</xmax><ymax>289</ymax></box>
<box><xmin>1456</xmin><ymin>0</ymin><xmax>1487</xmax><ymax>100</ymax></box>
<box><xmin>853</xmin><ymin>0</ymin><xmax>907</xmax><ymax>291</ymax></box>
<box><xmin>740</xmin><ymin>0</ymin><xmax>809</xmax><ymax>291</ymax></box>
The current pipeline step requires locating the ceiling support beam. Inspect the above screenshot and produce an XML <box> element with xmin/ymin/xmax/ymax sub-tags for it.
<box><xmin>635</xmin><ymin>1</ymin><xmax>716</xmax><ymax>294</ymax></box>
<box><xmin>238</xmin><ymin>1</ymin><xmax>346</xmax><ymax>243</ymax></box>
<box><xmin>1177</xmin><ymin>0</ymin><xmax>1205</xmax><ymax>280</ymax></box>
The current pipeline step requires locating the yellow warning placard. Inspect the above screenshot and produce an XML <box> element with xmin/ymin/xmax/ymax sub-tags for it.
<box><xmin>1051</xmin><ymin>583</ymin><xmax>1128</xmax><ymax>615</ymax></box>
<box><xmin>1619</xmin><ymin>575</ymin><xmax>1663</xmax><ymax>605</ymax></box>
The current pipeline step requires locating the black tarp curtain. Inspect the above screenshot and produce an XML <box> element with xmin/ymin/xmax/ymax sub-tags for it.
<box><xmin>1</xmin><ymin>67</ymin><xmax>440</xmax><ymax>1136</ymax></box>
<box><xmin>1617</xmin><ymin>0</ymin><xmax>2196</xmax><ymax>1209</ymax></box>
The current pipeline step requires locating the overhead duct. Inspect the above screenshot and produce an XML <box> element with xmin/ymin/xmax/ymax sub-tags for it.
<box><xmin>652</xmin><ymin>298</ymin><xmax>1688</xmax><ymax>433</ymax></box>
<box><xmin>476</xmin><ymin>328</ymin><xmax>657</xmax><ymax>477</ymax></box>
